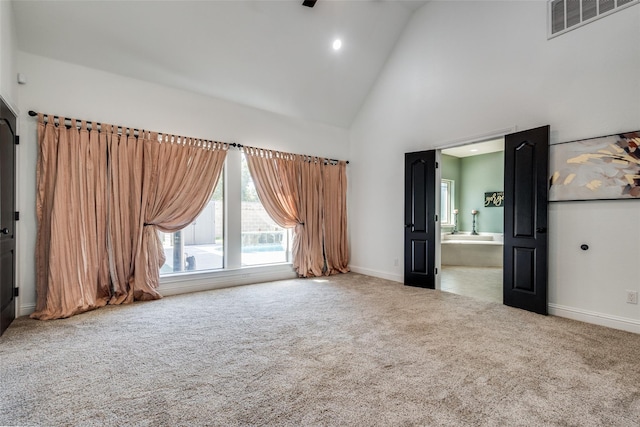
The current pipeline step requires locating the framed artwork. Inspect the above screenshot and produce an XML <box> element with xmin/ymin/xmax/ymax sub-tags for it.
<box><xmin>549</xmin><ymin>131</ymin><xmax>640</xmax><ymax>201</ymax></box>
<box><xmin>484</xmin><ymin>191</ymin><xmax>504</xmax><ymax>207</ymax></box>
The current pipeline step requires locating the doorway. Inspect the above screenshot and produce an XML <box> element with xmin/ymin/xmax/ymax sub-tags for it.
<box><xmin>439</xmin><ymin>138</ymin><xmax>504</xmax><ymax>303</ymax></box>
<box><xmin>404</xmin><ymin>126</ymin><xmax>549</xmax><ymax>314</ymax></box>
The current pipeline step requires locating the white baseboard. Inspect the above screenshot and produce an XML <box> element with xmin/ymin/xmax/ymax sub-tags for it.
<box><xmin>159</xmin><ymin>264</ymin><xmax>297</xmax><ymax>296</ymax></box>
<box><xmin>349</xmin><ymin>265</ymin><xmax>403</xmax><ymax>283</ymax></box>
<box><xmin>19</xmin><ymin>302</ymin><xmax>36</xmax><ymax>317</ymax></box>
<box><xmin>549</xmin><ymin>303</ymin><xmax>640</xmax><ymax>334</ymax></box>
<box><xmin>18</xmin><ymin>265</ymin><xmax>298</xmax><ymax>316</ymax></box>
<box><xmin>21</xmin><ymin>267</ymin><xmax>638</xmax><ymax>336</ymax></box>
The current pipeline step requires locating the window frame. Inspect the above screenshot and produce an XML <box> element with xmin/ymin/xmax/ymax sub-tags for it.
<box><xmin>548</xmin><ymin>0</ymin><xmax>638</xmax><ymax>39</ymax></box>
<box><xmin>441</xmin><ymin>179</ymin><xmax>455</xmax><ymax>227</ymax></box>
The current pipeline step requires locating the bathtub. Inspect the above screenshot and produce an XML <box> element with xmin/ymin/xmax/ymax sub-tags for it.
<box><xmin>441</xmin><ymin>232</ymin><xmax>503</xmax><ymax>267</ymax></box>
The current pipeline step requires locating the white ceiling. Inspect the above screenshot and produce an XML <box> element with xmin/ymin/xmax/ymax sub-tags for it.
<box><xmin>441</xmin><ymin>138</ymin><xmax>505</xmax><ymax>158</ymax></box>
<box><xmin>12</xmin><ymin>0</ymin><xmax>428</xmax><ymax>129</ymax></box>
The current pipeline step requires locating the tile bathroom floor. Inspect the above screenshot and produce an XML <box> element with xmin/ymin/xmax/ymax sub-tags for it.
<box><xmin>440</xmin><ymin>266</ymin><xmax>502</xmax><ymax>304</ymax></box>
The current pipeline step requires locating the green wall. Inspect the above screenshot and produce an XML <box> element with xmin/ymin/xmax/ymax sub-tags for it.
<box><xmin>441</xmin><ymin>151</ymin><xmax>504</xmax><ymax>234</ymax></box>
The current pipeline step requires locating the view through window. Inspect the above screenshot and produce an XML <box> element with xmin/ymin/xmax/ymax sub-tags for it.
<box><xmin>241</xmin><ymin>155</ymin><xmax>290</xmax><ymax>266</ymax></box>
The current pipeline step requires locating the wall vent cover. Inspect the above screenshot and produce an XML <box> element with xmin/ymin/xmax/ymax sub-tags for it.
<box><xmin>548</xmin><ymin>0</ymin><xmax>638</xmax><ymax>38</ymax></box>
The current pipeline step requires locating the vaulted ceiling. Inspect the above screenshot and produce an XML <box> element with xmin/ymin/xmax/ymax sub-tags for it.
<box><xmin>12</xmin><ymin>0</ymin><xmax>427</xmax><ymax>128</ymax></box>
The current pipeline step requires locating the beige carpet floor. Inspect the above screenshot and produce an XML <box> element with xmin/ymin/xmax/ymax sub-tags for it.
<box><xmin>1</xmin><ymin>273</ymin><xmax>639</xmax><ymax>426</ymax></box>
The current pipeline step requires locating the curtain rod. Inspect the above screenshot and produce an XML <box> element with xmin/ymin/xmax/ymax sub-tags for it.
<box><xmin>28</xmin><ymin>110</ymin><xmax>348</xmax><ymax>164</ymax></box>
<box><xmin>29</xmin><ymin>109</ymin><xmax>148</xmax><ymax>137</ymax></box>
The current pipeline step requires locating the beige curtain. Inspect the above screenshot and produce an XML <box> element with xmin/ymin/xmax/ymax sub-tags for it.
<box><xmin>105</xmin><ymin>125</ymin><xmax>144</xmax><ymax>305</ymax></box>
<box><xmin>244</xmin><ymin>146</ymin><xmax>349</xmax><ymax>278</ymax></box>
<box><xmin>243</xmin><ymin>148</ymin><xmax>312</xmax><ymax>276</ymax></box>
<box><xmin>33</xmin><ymin>115</ymin><xmax>110</xmax><ymax>319</ymax></box>
<box><xmin>132</xmin><ymin>135</ymin><xmax>227</xmax><ymax>298</ymax></box>
<box><xmin>32</xmin><ymin>115</ymin><xmax>227</xmax><ymax>319</ymax></box>
<box><xmin>322</xmin><ymin>161</ymin><xmax>349</xmax><ymax>274</ymax></box>
<box><xmin>298</xmin><ymin>158</ymin><xmax>324</xmax><ymax>277</ymax></box>
<box><xmin>242</xmin><ymin>148</ymin><xmax>301</xmax><ymax>228</ymax></box>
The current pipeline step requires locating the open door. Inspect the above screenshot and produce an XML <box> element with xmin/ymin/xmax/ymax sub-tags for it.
<box><xmin>404</xmin><ymin>150</ymin><xmax>436</xmax><ymax>289</ymax></box>
<box><xmin>0</xmin><ymin>98</ymin><xmax>17</xmax><ymax>336</ymax></box>
<box><xmin>503</xmin><ymin>125</ymin><xmax>549</xmax><ymax>315</ymax></box>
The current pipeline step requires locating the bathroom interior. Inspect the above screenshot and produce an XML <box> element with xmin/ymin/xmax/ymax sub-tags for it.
<box><xmin>440</xmin><ymin>138</ymin><xmax>504</xmax><ymax>303</ymax></box>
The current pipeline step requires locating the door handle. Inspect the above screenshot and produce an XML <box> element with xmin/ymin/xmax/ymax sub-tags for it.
<box><xmin>0</xmin><ymin>228</ymin><xmax>9</xmax><ymax>235</ymax></box>
<box><xmin>536</xmin><ymin>227</ymin><xmax>547</xmax><ymax>234</ymax></box>
<box><xmin>405</xmin><ymin>224</ymin><xmax>413</xmax><ymax>228</ymax></box>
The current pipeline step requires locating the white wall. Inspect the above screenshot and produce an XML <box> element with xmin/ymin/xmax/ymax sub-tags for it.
<box><xmin>349</xmin><ymin>1</ymin><xmax>640</xmax><ymax>332</ymax></box>
<box><xmin>0</xmin><ymin>0</ymin><xmax>18</xmax><ymax>109</ymax></box>
<box><xmin>16</xmin><ymin>52</ymin><xmax>349</xmax><ymax>315</ymax></box>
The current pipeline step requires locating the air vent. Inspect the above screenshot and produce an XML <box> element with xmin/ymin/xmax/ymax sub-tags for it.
<box><xmin>548</xmin><ymin>0</ymin><xmax>638</xmax><ymax>38</ymax></box>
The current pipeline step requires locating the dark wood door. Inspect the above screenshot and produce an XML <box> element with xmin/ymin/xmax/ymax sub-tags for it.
<box><xmin>0</xmin><ymin>98</ymin><xmax>16</xmax><ymax>336</ymax></box>
<box><xmin>404</xmin><ymin>150</ymin><xmax>436</xmax><ymax>289</ymax></box>
<box><xmin>503</xmin><ymin>126</ymin><xmax>549</xmax><ymax>315</ymax></box>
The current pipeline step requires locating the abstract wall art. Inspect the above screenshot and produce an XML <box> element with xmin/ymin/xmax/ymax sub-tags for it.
<box><xmin>549</xmin><ymin>131</ymin><xmax>640</xmax><ymax>201</ymax></box>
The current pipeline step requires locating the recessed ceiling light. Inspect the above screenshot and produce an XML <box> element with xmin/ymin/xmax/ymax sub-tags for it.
<box><xmin>332</xmin><ymin>39</ymin><xmax>342</xmax><ymax>51</ymax></box>
<box><xmin>470</xmin><ymin>149</ymin><xmax>478</xmax><ymax>152</ymax></box>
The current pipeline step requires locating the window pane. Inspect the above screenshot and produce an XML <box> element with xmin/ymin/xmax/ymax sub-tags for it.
<box><xmin>551</xmin><ymin>0</ymin><xmax>566</xmax><ymax>33</ymax></box>
<box><xmin>599</xmin><ymin>0</ymin><xmax>615</xmax><ymax>13</ymax></box>
<box><xmin>441</xmin><ymin>179</ymin><xmax>454</xmax><ymax>225</ymax></box>
<box><xmin>241</xmin><ymin>155</ymin><xmax>290</xmax><ymax>266</ymax></box>
<box><xmin>441</xmin><ymin>181</ymin><xmax>449</xmax><ymax>224</ymax></box>
<box><xmin>159</xmin><ymin>170</ymin><xmax>224</xmax><ymax>274</ymax></box>
<box><xmin>566</xmin><ymin>0</ymin><xmax>581</xmax><ymax>27</ymax></box>
<box><xmin>582</xmin><ymin>0</ymin><xmax>597</xmax><ymax>20</ymax></box>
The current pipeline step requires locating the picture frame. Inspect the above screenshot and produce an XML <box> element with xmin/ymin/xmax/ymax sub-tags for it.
<box><xmin>484</xmin><ymin>191</ymin><xmax>504</xmax><ymax>207</ymax></box>
<box><xmin>549</xmin><ymin>131</ymin><xmax>640</xmax><ymax>202</ymax></box>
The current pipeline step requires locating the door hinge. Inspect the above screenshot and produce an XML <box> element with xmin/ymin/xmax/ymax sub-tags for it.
<box><xmin>435</xmin><ymin>161</ymin><xmax>439</xmax><ymax>169</ymax></box>
<box><xmin>435</xmin><ymin>214</ymin><xmax>438</xmax><ymax>222</ymax></box>
<box><xmin>435</xmin><ymin>268</ymin><xmax>438</xmax><ymax>275</ymax></box>
<box><xmin>15</xmin><ymin>135</ymin><xmax>19</xmax><ymax>145</ymax></box>
<box><xmin>14</xmin><ymin>211</ymin><xmax>19</xmax><ymax>221</ymax></box>
<box><xmin>14</xmin><ymin>287</ymin><xmax>19</xmax><ymax>297</ymax></box>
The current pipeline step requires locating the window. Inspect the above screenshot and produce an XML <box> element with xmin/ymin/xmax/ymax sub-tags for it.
<box><xmin>241</xmin><ymin>155</ymin><xmax>290</xmax><ymax>266</ymax></box>
<box><xmin>441</xmin><ymin>179</ymin><xmax>454</xmax><ymax>226</ymax></box>
<box><xmin>159</xmin><ymin>152</ymin><xmax>293</xmax><ymax>278</ymax></box>
<box><xmin>549</xmin><ymin>0</ymin><xmax>638</xmax><ymax>38</ymax></box>
<box><xmin>159</xmin><ymin>171</ymin><xmax>224</xmax><ymax>274</ymax></box>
